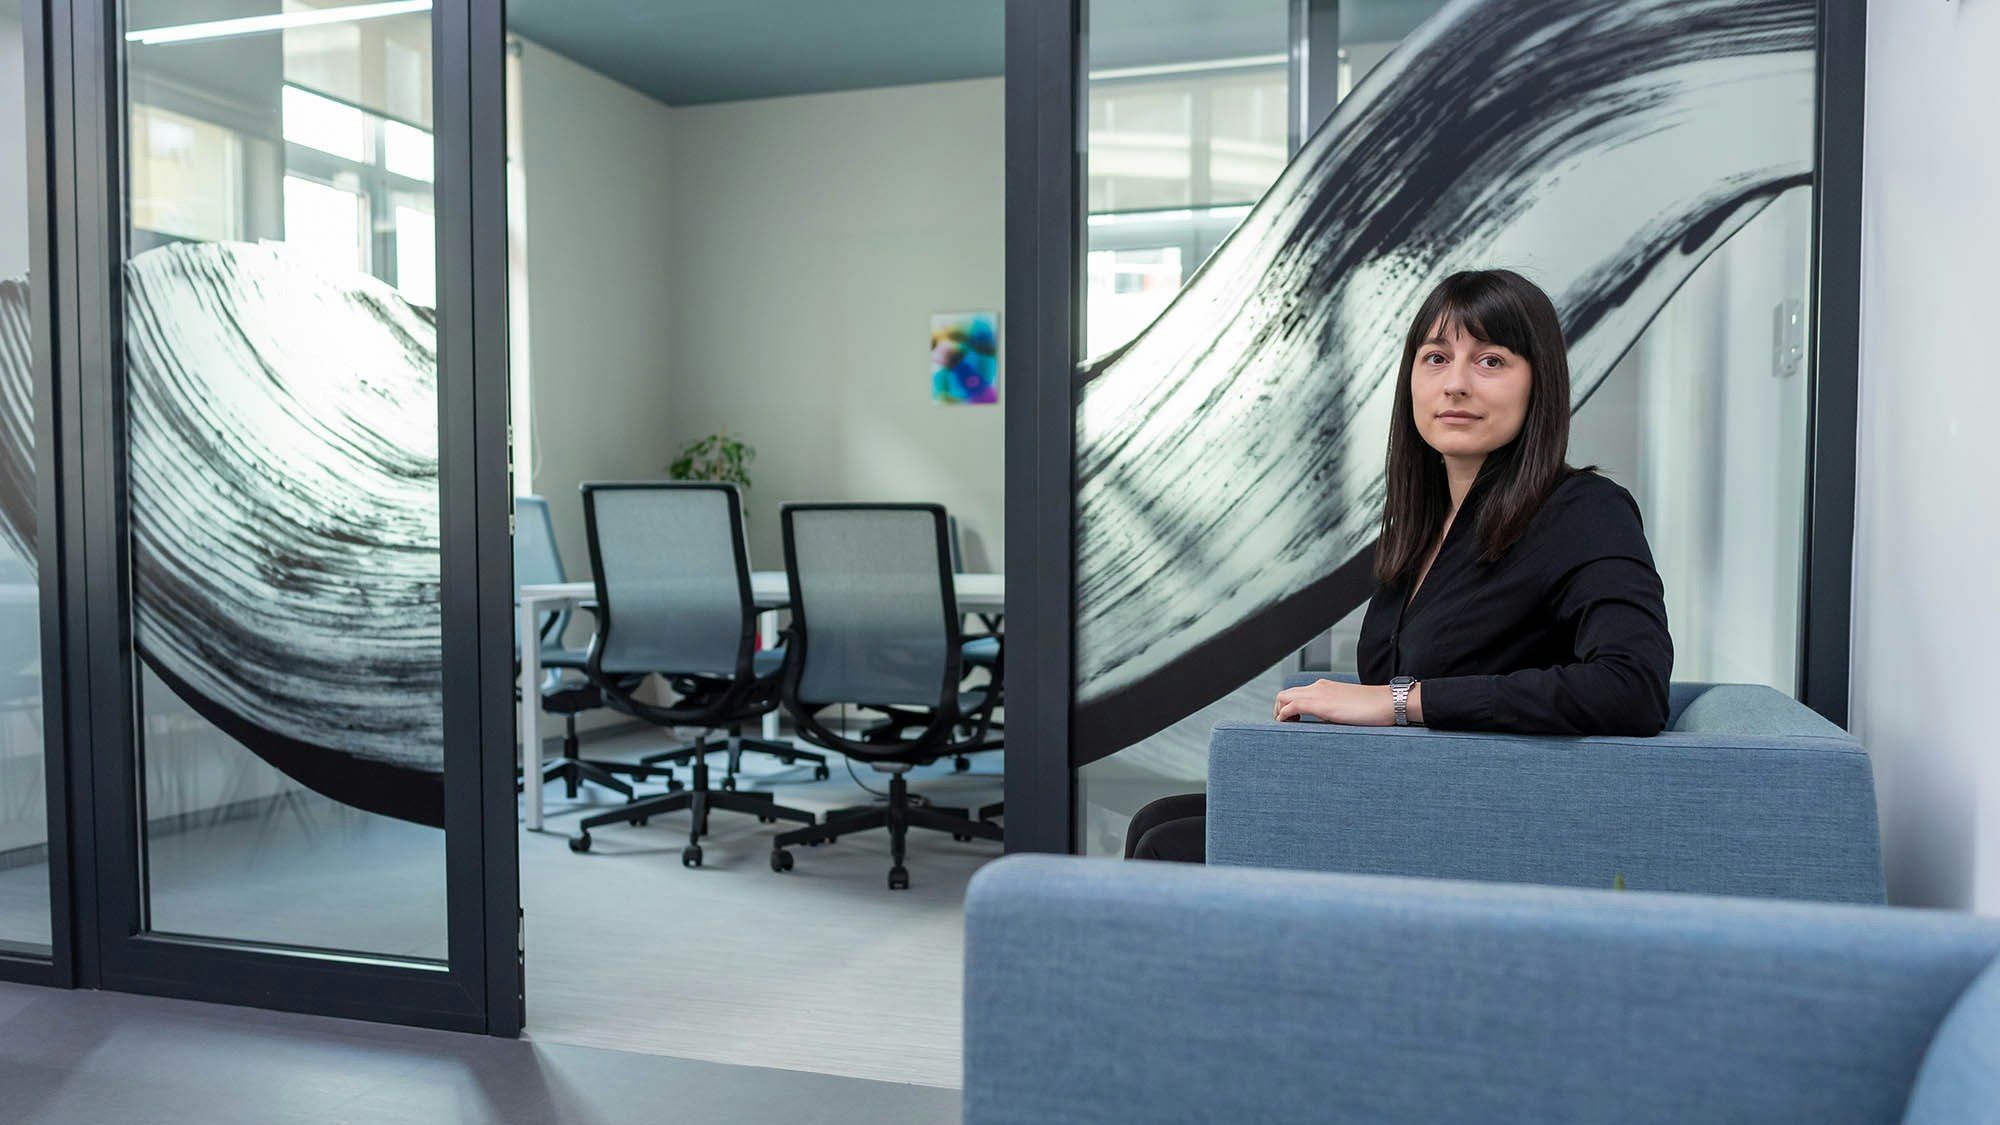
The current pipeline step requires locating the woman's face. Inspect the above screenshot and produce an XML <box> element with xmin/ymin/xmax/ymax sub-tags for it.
<box><xmin>1410</xmin><ymin>320</ymin><xmax>1533</xmax><ymax>460</ymax></box>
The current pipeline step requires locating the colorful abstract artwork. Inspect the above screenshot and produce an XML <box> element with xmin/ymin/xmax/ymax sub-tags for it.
<box><xmin>931</xmin><ymin>311</ymin><xmax>1000</xmax><ymax>404</ymax></box>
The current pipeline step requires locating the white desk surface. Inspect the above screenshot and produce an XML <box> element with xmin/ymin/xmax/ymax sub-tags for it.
<box><xmin>519</xmin><ymin>571</ymin><xmax>1004</xmax><ymax>613</ymax></box>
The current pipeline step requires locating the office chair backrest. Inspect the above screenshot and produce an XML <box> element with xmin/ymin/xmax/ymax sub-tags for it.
<box><xmin>783</xmin><ymin>504</ymin><xmax>958</xmax><ymax>708</ymax></box>
<box><xmin>583</xmin><ymin>483</ymin><xmax>755</xmax><ymax>678</ymax></box>
<box><xmin>514</xmin><ymin>495</ymin><xmax>569</xmax><ymax>653</ymax></box>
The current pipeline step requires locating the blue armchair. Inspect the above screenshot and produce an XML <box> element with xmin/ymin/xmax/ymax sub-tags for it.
<box><xmin>1207</xmin><ymin>679</ymin><xmax>1884</xmax><ymax>902</ymax></box>
<box><xmin>963</xmin><ymin>856</ymin><xmax>2000</xmax><ymax>1125</ymax></box>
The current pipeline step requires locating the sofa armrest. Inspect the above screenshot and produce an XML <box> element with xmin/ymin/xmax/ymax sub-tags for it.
<box><xmin>1207</xmin><ymin>719</ymin><xmax>1884</xmax><ymax>902</ymax></box>
<box><xmin>963</xmin><ymin>856</ymin><xmax>1999</xmax><ymax>1125</ymax></box>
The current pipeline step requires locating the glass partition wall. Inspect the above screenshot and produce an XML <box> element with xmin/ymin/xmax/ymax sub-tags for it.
<box><xmin>0</xmin><ymin>0</ymin><xmax>52</xmax><ymax>959</ymax></box>
<box><xmin>1073</xmin><ymin>0</ymin><xmax>1826</xmax><ymax>854</ymax></box>
<box><xmin>1073</xmin><ymin>0</ymin><xmax>1297</xmax><ymax>855</ymax></box>
<box><xmin>122</xmin><ymin>0</ymin><xmax>448</xmax><ymax>956</ymax></box>
<box><xmin>39</xmin><ymin>0</ymin><xmax>518</xmax><ymax>1031</ymax></box>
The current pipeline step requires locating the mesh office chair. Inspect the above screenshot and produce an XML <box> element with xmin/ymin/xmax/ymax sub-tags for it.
<box><xmin>947</xmin><ymin>513</ymin><xmax>1003</xmax><ymax>772</ymax></box>
<box><xmin>768</xmin><ymin>504</ymin><xmax>1003</xmax><ymax>890</ymax></box>
<box><xmin>515</xmin><ymin>495</ymin><xmax>653</xmax><ymax>801</ymax></box>
<box><xmin>867</xmin><ymin>514</ymin><xmax>1004</xmax><ymax>771</ymax></box>
<box><xmin>567</xmin><ymin>483</ymin><xmax>817</xmax><ymax>865</ymax></box>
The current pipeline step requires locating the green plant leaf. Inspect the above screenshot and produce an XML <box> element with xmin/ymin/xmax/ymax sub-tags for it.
<box><xmin>664</xmin><ymin>432</ymin><xmax>756</xmax><ymax>487</ymax></box>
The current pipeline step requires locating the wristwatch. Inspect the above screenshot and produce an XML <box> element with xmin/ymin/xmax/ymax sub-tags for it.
<box><xmin>1390</xmin><ymin>676</ymin><xmax>1416</xmax><ymax>726</ymax></box>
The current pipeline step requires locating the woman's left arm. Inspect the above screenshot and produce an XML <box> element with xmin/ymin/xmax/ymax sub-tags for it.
<box><xmin>1417</xmin><ymin>487</ymin><xmax>1674</xmax><ymax>736</ymax></box>
<box><xmin>1415</xmin><ymin>555</ymin><xmax>1672</xmax><ymax>735</ymax></box>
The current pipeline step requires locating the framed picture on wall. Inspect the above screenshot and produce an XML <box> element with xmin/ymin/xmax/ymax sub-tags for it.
<box><xmin>931</xmin><ymin>311</ymin><xmax>1000</xmax><ymax>405</ymax></box>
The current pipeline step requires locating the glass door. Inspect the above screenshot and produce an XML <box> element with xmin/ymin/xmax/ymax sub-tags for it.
<box><xmin>70</xmin><ymin>0</ymin><xmax>516</xmax><ymax>1031</ymax></box>
<box><xmin>0</xmin><ymin>0</ymin><xmax>69</xmax><ymax>984</ymax></box>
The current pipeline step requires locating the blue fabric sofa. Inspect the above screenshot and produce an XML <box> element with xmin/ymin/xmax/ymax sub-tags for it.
<box><xmin>963</xmin><ymin>856</ymin><xmax>2000</xmax><ymax>1125</ymax></box>
<box><xmin>1207</xmin><ymin>679</ymin><xmax>1884</xmax><ymax>902</ymax></box>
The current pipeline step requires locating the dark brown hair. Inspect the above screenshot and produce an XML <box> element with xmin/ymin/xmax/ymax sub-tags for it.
<box><xmin>1374</xmin><ymin>269</ymin><xmax>1574</xmax><ymax>585</ymax></box>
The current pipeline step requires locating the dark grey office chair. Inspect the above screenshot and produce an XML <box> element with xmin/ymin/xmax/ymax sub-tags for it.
<box><xmin>938</xmin><ymin>514</ymin><xmax>1002</xmax><ymax>772</ymax></box>
<box><xmin>567</xmin><ymin>483</ymin><xmax>817</xmax><ymax>866</ymax></box>
<box><xmin>515</xmin><ymin>495</ymin><xmax>655</xmax><ymax>801</ymax></box>
<box><xmin>768</xmin><ymin>503</ymin><xmax>1003</xmax><ymax>890</ymax></box>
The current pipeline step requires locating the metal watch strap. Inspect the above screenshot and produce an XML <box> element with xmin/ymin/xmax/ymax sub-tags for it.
<box><xmin>1390</xmin><ymin>676</ymin><xmax>1415</xmax><ymax>726</ymax></box>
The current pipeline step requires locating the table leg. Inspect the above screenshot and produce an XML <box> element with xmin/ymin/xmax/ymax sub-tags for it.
<box><xmin>760</xmin><ymin>608</ymin><xmax>783</xmax><ymax>742</ymax></box>
<box><xmin>518</xmin><ymin>597</ymin><xmax>545</xmax><ymax>831</ymax></box>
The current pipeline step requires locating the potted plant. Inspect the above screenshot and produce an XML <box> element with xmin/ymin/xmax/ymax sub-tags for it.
<box><xmin>667</xmin><ymin>432</ymin><xmax>755</xmax><ymax>488</ymax></box>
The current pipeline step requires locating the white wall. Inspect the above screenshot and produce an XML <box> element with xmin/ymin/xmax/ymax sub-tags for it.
<box><xmin>1853</xmin><ymin>1</ymin><xmax>2000</xmax><ymax>913</ymax></box>
<box><xmin>513</xmin><ymin>39</ymin><xmax>679</xmax><ymax>577</ymax></box>
<box><xmin>666</xmin><ymin>78</ymin><xmax>1006</xmax><ymax>569</ymax></box>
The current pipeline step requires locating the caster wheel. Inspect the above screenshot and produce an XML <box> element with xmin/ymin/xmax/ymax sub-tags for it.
<box><xmin>758</xmin><ymin>815</ymin><xmax>776</xmax><ymax>824</ymax></box>
<box><xmin>632</xmin><ymin>768</ymin><xmax>651</xmax><ymax>782</ymax></box>
<box><xmin>629</xmin><ymin>817</ymin><xmax>649</xmax><ymax>827</ymax></box>
<box><xmin>954</xmin><ymin>757</ymin><xmax>971</xmax><ymax>773</ymax></box>
<box><xmin>667</xmin><ymin>779</ymin><xmax>685</xmax><ymax>793</ymax></box>
<box><xmin>770</xmin><ymin>849</ymin><xmax>795</xmax><ymax>873</ymax></box>
<box><xmin>682</xmin><ymin>846</ymin><xmax>703</xmax><ymax>868</ymax></box>
<box><xmin>568</xmin><ymin>833</ymin><xmax>592</xmax><ymax>853</ymax></box>
<box><xmin>814</xmin><ymin>766</ymin><xmax>831</xmax><ymax>781</ymax></box>
<box><xmin>781</xmin><ymin>756</ymin><xmax>797</xmax><ymax>765</ymax></box>
<box><xmin>722</xmin><ymin>777</ymin><xmax>736</xmax><ymax>792</ymax></box>
<box><xmin>806</xmin><ymin>839</ymin><xmax>822</xmax><ymax>847</ymax></box>
<box><xmin>888</xmin><ymin>866</ymin><xmax>910</xmax><ymax>891</ymax></box>
<box><xmin>953</xmin><ymin>833</ymin><xmax>971</xmax><ymax>842</ymax></box>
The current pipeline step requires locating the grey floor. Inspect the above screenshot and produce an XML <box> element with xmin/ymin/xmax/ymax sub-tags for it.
<box><xmin>0</xmin><ymin>720</ymin><xmax>1009</xmax><ymax>1090</ymax></box>
<box><xmin>0</xmin><ymin>980</ymin><xmax>959</xmax><ymax>1124</ymax></box>
<box><xmin>521</xmin><ymin>726</ymin><xmax>1006</xmax><ymax>1088</ymax></box>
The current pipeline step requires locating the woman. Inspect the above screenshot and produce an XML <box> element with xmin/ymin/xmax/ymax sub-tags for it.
<box><xmin>1125</xmin><ymin>269</ymin><xmax>1673</xmax><ymax>863</ymax></box>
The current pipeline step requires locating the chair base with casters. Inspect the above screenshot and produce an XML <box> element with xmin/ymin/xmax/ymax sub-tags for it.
<box><xmin>568</xmin><ymin>734</ymin><xmax>816</xmax><ymax>866</ymax></box>
<box><xmin>519</xmin><ymin>680</ymin><xmax>665</xmax><ymax>802</ymax></box>
<box><xmin>769</xmin><ymin>765</ymin><xmax>1002</xmax><ymax>890</ymax></box>
<box><xmin>636</xmin><ymin>722</ymin><xmax>831</xmax><ymax>788</ymax></box>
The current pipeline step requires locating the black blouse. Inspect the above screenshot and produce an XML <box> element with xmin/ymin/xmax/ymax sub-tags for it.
<box><xmin>1357</xmin><ymin>469</ymin><xmax>1673</xmax><ymax>736</ymax></box>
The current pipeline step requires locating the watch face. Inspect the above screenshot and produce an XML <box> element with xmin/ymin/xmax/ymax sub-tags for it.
<box><xmin>1391</xmin><ymin>676</ymin><xmax>1414</xmax><ymax>688</ymax></box>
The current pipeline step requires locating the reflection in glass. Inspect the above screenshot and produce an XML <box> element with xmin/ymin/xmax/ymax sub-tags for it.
<box><xmin>124</xmin><ymin>0</ymin><xmax>445</xmax><ymax>958</ymax></box>
<box><xmin>0</xmin><ymin>0</ymin><xmax>49</xmax><ymax>953</ymax></box>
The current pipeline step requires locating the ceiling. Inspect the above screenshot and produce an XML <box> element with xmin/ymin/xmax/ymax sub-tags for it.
<box><xmin>504</xmin><ymin>0</ymin><xmax>1442</xmax><ymax>108</ymax></box>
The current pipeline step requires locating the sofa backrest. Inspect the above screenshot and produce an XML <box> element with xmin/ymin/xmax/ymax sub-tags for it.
<box><xmin>1212</xmin><ymin>682</ymin><xmax>1885</xmax><ymax>903</ymax></box>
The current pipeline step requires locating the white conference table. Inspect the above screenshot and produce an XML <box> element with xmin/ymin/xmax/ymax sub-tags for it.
<box><xmin>517</xmin><ymin>571</ymin><xmax>1004</xmax><ymax>830</ymax></box>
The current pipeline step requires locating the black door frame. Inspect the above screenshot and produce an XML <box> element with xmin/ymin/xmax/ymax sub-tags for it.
<box><xmin>6</xmin><ymin>0</ymin><xmax>521</xmax><ymax>1034</ymax></box>
<box><xmin>0</xmin><ymin>0</ymin><xmax>79</xmax><ymax>991</ymax></box>
<box><xmin>1002</xmin><ymin>0</ymin><xmax>1870</xmax><ymax>855</ymax></box>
